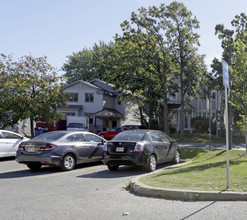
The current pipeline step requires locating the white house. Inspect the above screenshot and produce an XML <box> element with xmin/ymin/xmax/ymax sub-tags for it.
<box><xmin>59</xmin><ymin>79</ymin><xmax>141</xmax><ymax>133</ymax></box>
<box><xmin>164</xmin><ymin>89</ymin><xmax>221</xmax><ymax>134</ymax></box>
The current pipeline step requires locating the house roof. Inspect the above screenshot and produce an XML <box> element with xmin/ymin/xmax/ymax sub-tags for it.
<box><xmin>63</xmin><ymin>79</ymin><xmax>119</xmax><ymax>97</ymax></box>
<box><xmin>94</xmin><ymin>108</ymin><xmax>124</xmax><ymax>118</ymax></box>
<box><xmin>62</xmin><ymin>80</ymin><xmax>100</xmax><ymax>91</ymax></box>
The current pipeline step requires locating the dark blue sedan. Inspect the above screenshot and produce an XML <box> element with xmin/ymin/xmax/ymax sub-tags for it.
<box><xmin>16</xmin><ymin>130</ymin><xmax>106</xmax><ymax>171</ymax></box>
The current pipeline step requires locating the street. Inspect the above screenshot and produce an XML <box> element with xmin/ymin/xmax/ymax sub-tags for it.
<box><xmin>0</xmin><ymin>157</ymin><xmax>247</xmax><ymax>220</ymax></box>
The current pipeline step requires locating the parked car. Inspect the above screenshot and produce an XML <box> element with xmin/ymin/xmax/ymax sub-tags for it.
<box><xmin>103</xmin><ymin>130</ymin><xmax>180</xmax><ymax>172</ymax></box>
<box><xmin>16</xmin><ymin>130</ymin><xmax>106</xmax><ymax>171</ymax></box>
<box><xmin>122</xmin><ymin>125</ymin><xmax>140</xmax><ymax>130</ymax></box>
<box><xmin>98</xmin><ymin>127</ymin><xmax>128</xmax><ymax>140</ymax></box>
<box><xmin>123</xmin><ymin>125</ymin><xmax>148</xmax><ymax>130</ymax></box>
<box><xmin>0</xmin><ymin>130</ymin><xmax>29</xmax><ymax>158</ymax></box>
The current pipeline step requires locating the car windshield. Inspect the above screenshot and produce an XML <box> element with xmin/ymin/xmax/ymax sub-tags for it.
<box><xmin>113</xmin><ymin>132</ymin><xmax>145</xmax><ymax>141</ymax></box>
<box><xmin>67</xmin><ymin>123</ymin><xmax>83</xmax><ymax>128</ymax></box>
<box><xmin>32</xmin><ymin>132</ymin><xmax>65</xmax><ymax>141</ymax></box>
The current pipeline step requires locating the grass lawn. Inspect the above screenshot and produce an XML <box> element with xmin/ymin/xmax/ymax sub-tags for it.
<box><xmin>170</xmin><ymin>134</ymin><xmax>245</xmax><ymax>145</ymax></box>
<box><xmin>139</xmin><ymin>148</ymin><xmax>247</xmax><ymax>192</ymax></box>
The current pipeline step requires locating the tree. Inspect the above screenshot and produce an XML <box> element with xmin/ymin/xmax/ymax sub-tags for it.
<box><xmin>0</xmin><ymin>54</ymin><xmax>67</xmax><ymax>137</ymax></box>
<box><xmin>214</xmin><ymin>13</ymin><xmax>247</xmax><ymax>142</ymax></box>
<box><xmin>164</xmin><ymin>1</ymin><xmax>206</xmax><ymax>139</ymax></box>
<box><xmin>230</xmin><ymin>39</ymin><xmax>247</xmax><ymax>151</ymax></box>
<box><xmin>63</xmin><ymin>41</ymin><xmax>113</xmax><ymax>83</ymax></box>
<box><xmin>105</xmin><ymin>4</ymin><xmax>178</xmax><ymax>133</ymax></box>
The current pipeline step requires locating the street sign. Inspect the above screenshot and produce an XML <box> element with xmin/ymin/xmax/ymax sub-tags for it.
<box><xmin>222</xmin><ymin>60</ymin><xmax>230</xmax><ymax>88</ymax></box>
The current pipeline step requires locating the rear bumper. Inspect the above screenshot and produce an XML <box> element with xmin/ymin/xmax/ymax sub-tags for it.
<box><xmin>103</xmin><ymin>152</ymin><xmax>148</xmax><ymax>167</ymax></box>
<box><xmin>16</xmin><ymin>151</ymin><xmax>61</xmax><ymax>167</ymax></box>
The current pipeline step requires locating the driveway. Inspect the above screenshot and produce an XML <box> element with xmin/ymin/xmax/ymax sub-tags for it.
<box><xmin>1</xmin><ymin>157</ymin><xmax>247</xmax><ymax>220</ymax></box>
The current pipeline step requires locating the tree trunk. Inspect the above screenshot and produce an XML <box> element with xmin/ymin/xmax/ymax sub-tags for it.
<box><xmin>180</xmin><ymin>68</ymin><xmax>184</xmax><ymax>140</ymax></box>
<box><xmin>30</xmin><ymin>117</ymin><xmax>34</xmax><ymax>138</ymax></box>
<box><xmin>139</xmin><ymin>106</ymin><xmax>147</xmax><ymax>127</ymax></box>
<box><xmin>245</xmin><ymin>114</ymin><xmax>247</xmax><ymax>154</ymax></box>
<box><xmin>161</xmin><ymin>84</ymin><xmax>169</xmax><ymax>134</ymax></box>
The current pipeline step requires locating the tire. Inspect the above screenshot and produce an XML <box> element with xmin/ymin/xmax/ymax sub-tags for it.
<box><xmin>173</xmin><ymin>150</ymin><xmax>180</xmax><ymax>164</ymax></box>
<box><xmin>107</xmin><ymin>164</ymin><xmax>119</xmax><ymax>171</ymax></box>
<box><xmin>145</xmin><ymin>154</ymin><xmax>157</xmax><ymax>172</ymax></box>
<box><xmin>27</xmin><ymin>164</ymin><xmax>42</xmax><ymax>171</ymax></box>
<box><xmin>60</xmin><ymin>154</ymin><xmax>76</xmax><ymax>171</ymax></box>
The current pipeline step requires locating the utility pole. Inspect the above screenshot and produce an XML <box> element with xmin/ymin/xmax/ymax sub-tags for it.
<box><xmin>229</xmin><ymin>46</ymin><xmax>233</xmax><ymax>150</ymax></box>
<box><xmin>222</xmin><ymin>60</ymin><xmax>230</xmax><ymax>189</ymax></box>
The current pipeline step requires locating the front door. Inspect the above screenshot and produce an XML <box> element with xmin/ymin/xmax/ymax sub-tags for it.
<box><xmin>150</xmin><ymin>132</ymin><xmax>169</xmax><ymax>163</ymax></box>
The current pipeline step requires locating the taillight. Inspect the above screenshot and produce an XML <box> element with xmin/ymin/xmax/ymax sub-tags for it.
<box><xmin>18</xmin><ymin>144</ymin><xmax>24</xmax><ymax>151</ymax></box>
<box><xmin>134</xmin><ymin>142</ymin><xmax>144</xmax><ymax>152</ymax></box>
<box><xmin>40</xmin><ymin>144</ymin><xmax>57</xmax><ymax>151</ymax></box>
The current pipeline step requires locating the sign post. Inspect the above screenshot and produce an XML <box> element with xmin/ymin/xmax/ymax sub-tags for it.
<box><xmin>222</xmin><ymin>60</ymin><xmax>230</xmax><ymax>189</ymax></box>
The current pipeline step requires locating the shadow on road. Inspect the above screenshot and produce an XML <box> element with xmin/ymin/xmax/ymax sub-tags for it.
<box><xmin>77</xmin><ymin>163</ymin><xmax>173</xmax><ymax>179</ymax></box>
<box><xmin>0</xmin><ymin>161</ymin><xmax>102</xmax><ymax>179</ymax></box>
<box><xmin>0</xmin><ymin>156</ymin><xmax>15</xmax><ymax>162</ymax></box>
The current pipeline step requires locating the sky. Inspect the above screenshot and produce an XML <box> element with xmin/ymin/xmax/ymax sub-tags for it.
<box><xmin>1</xmin><ymin>0</ymin><xmax>247</xmax><ymax>74</ymax></box>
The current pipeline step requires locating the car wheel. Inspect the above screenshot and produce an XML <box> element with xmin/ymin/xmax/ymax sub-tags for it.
<box><xmin>27</xmin><ymin>164</ymin><xmax>42</xmax><ymax>171</ymax></box>
<box><xmin>107</xmin><ymin>164</ymin><xmax>119</xmax><ymax>171</ymax></box>
<box><xmin>60</xmin><ymin>154</ymin><xmax>76</xmax><ymax>171</ymax></box>
<box><xmin>173</xmin><ymin>150</ymin><xmax>180</xmax><ymax>164</ymax></box>
<box><xmin>145</xmin><ymin>154</ymin><xmax>157</xmax><ymax>172</ymax></box>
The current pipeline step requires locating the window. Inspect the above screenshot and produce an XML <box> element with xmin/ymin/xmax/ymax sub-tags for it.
<box><xmin>159</xmin><ymin>132</ymin><xmax>170</xmax><ymax>144</ymax></box>
<box><xmin>168</xmin><ymin>92</ymin><xmax>178</xmax><ymax>100</ymax></box>
<box><xmin>84</xmin><ymin>134</ymin><xmax>102</xmax><ymax>142</ymax></box>
<box><xmin>2</xmin><ymin>132</ymin><xmax>21</xmax><ymax>139</ymax></box>
<box><xmin>33</xmin><ymin>132</ymin><xmax>64</xmax><ymax>141</ymax></box>
<box><xmin>67</xmin><ymin>134</ymin><xmax>84</xmax><ymax>142</ymax></box>
<box><xmin>211</xmin><ymin>91</ymin><xmax>216</xmax><ymax>100</ymax></box>
<box><xmin>85</xmin><ymin>93</ymin><xmax>94</xmax><ymax>102</ymax></box>
<box><xmin>150</xmin><ymin>133</ymin><xmax>162</xmax><ymax>142</ymax></box>
<box><xmin>117</xmin><ymin>98</ymin><xmax>122</xmax><ymax>105</ymax></box>
<box><xmin>67</xmin><ymin>93</ymin><xmax>78</xmax><ymax>102</ymax></box>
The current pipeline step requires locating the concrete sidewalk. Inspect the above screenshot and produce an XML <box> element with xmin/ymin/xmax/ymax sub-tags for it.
<box><xmin>130</xmin><ymin>145</ymin><xmax>247</xmax><ymax>201</ymax></box>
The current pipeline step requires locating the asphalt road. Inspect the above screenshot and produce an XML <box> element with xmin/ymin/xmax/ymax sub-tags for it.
<box><xmin>0</xmin><ymin>157</ymin><xmax>247</xmax><ymax>220</ymax></box>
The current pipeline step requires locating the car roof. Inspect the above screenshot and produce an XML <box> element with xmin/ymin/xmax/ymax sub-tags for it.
<box><xmin>37</xmin><ymin>130</ymin><xmax>99</xmax><ymax>136</ymax></box>
<box><xmin>120</xmin><ymin>129</ymin><xmax>162</xmax><ymax>134</ymax></box>
<box><xmin>0</xmin><ymin>129</ymin><xmax>20</xmax><ymax>134</ymax></box>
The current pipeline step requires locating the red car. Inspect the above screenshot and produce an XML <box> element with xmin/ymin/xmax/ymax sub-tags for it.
<box><xmin>98</xmin><ymin>127</ymin><xmax>128</xmax><ymax>140</ymax></box>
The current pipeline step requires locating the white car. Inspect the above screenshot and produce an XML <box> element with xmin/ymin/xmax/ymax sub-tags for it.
<box><xmin>0</xmin><ymin>130</ymin><xmax>29</xmax><ymax>158</ymax></box>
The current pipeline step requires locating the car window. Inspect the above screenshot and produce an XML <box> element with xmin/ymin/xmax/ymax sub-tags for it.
<box><xmin>113</xmin><ymin>132</ymin><xmax>145</xmax><ymax>141</ymax></box>
<box><xmin>159</xmin><ymin>132</ymin><xmax>170</xmax><ymax>144</ymax></box>
<box><xmin>67</xmin><ymin>134</ymin><xmax>85</xmax><ymax>142</ymax></box>
<box><xmin>111</xmin><ymin>128</ymin><xmax>118</xmax><ymax>132</ymax></box>
<box><xmin>33</xmin><ymin>132</ymin><xmax>64</xmax><ymax>141</ymax></box>
<box><xmin>150</xmin><ymin>133</ymin><xmax>162</xmax><ymax>143</ymax></box>
<box><xmin>2</xmin><ymin>131</ymin><xmax>21</xmax><ymax>139</ymax></box>
<box><xmin>84</xmin><ymin>134</ymin><xmax>102</xmax><ymax>142</ymax></box>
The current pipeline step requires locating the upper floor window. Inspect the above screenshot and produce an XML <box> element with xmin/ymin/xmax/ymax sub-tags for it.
<box><xmin>211</xmin><ymin>91</ymin><xmax>216</xmax><ymax>100</ymax></box>
<box><xmin>67</xmin><ymin>93</ymin><xmax>78</xmax><ymax>102</ymax></box>
<box><xmin>117</xmin><ymin>98</ymin><xmax>122</xmax><ymax>105</ymax></box>
<box><xmin>168</xmin><ymin>92</ymin><xmax>178</xmax><ymax>100</ymax></box>
<box><xmin>85</xmin><ymin>93</ymin><xmax>94</xmax><ymax>102</ymax></box>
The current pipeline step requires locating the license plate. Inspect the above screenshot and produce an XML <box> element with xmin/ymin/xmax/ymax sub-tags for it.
<box><xmin>26</xmin><ymin>147</ymin><xmax>36</xmax><ymax>152</ymax></box>
<box><xmin>116</xmin><ymin>147</ymin><xmax>124</xmax><ymax>152</ymax></box>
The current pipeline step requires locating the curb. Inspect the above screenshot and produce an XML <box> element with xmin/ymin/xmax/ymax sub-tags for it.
<box><xmin>130</xmin><ymin>163</ymin><xmax>247</xmax><ymax>201</ymax></box>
